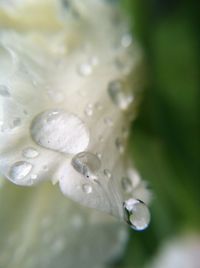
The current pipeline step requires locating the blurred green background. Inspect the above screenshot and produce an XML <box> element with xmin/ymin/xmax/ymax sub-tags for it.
<box><xmin>118</xmin><ymin>0</ymin><xmax>200</xmax><ymax>267</ymax></box>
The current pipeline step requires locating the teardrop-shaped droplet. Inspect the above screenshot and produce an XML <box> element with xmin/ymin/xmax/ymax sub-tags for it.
<box><xmin>123</xmin><ymin>199</ymin><xmax>150</xmax><ymax>231</ymax></box>
<box><xmin>23</xmin><ymin>147</ymin><xmax>39</xmax><ymax>159</ymax></box>
<box><xmin>108</xmin><ymin>80</ymin><xmax>133</xmax><ymax>110</ymax></box>
<box><xmin>9</xmin><ymin>161</ymin><xmax>33</xmax><ymax>185</ymax></box>
<box><xmin>104</xmin><ymin>169</ymin><xmax>111</xmax><ymax>179</ymax></box>
<box><xmin>115</xmin><ymin>137</ymin><xmax>125</xmax><ymax>154</ymax></box>
<box><xmin>71</xmin><ymin>151</ymin><xmax>101</xmax><ymax>180</ymax></box>
<box><xmin>31</xmin><ymin>109</ymin><xmax>89</xmax><ymax>154</ymax></box>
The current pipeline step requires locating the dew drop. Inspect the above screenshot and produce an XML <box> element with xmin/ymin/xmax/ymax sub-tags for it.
<box><xmin>31</xmin><ymin>109</ymin><xmax>89</xmax><ymax>154</ymax></box>
<box><xmin>115</xmin><ymin>137</ymin><xmax>125</xmax><ymax>154</ymax></box>
<box><xmin>121</xmin><ymin>177</ymin><xmax>132</xmax><ymax>193</ymax></box>
<box><xmin>84</xmin><ymin>103</ymin><xmax>93</xmax><ymax>116</ymax></box>
<box><xmin>82</xmin><ymin>183</ymin><xmax>92</xmax><ymax>194</ymax></box>
<box><xmin>9</xmin><ymin>161</ymin><xmax>32</xmax><ymax>185</ymax></box>
<box><xmin>104</xmin><ymin>169</ymin><xmax>111</xmax><ymax>179</ymax></box>
<box><xmin>23</xmin><ymin>147</ymin><xmax>39</xmax><ymax>159</ymax></box>
<box><xmin>123</xmin><ymin>199</ymin><xmax>150</xmax><ymax>231</ymax></box>
<box><xmin>71</xmin><ymin>151</ymin><xmax>101</xmax><ymax>179</ymax></box>
<box><xmin>0</xmin><ymin>85</ymin><xmax>10</xmax><ymax>97</ymax></box>
<box><xmin>108</xmin><ymin>80</ymin><xmax>134</xmax><ymax>110</ymax></box>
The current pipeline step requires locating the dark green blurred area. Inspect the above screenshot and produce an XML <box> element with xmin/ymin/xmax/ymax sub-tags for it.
<box><xmin>119</xmin><ymin>0</ymin><xmax>200</xmax><ymax>267</ymax></box>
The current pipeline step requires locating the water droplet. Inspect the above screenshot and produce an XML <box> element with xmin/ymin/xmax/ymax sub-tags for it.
<box><xmin>9</xmin><ymin>161</ymin><xmax>32</xmax><ymax>185</ymax></box>
<box><xmin>78</xmin><ymin>63</ymin><xmax>92</xmax><ymax>76</ymax></box>
<box><xmin>96</xmin><ymin>153</ymin><xmax>102</xmax><ymax>159</ymax></box>
<box><xmin>82</xmin><ymin>183</ymin><xmax>92</xmax><ymax>194</ymax></box>
<box><xmin>115</xmin><ymin>137</ymin><xmax>125</xmax><ymax>154</ymax></box>
<box><xmin>71</xmin><ymin>151</ymin><xmax>101</xmax><ymax>180</ymax></box>
<box><xmin>121</xmin><ymin>33</ymin><xmax>132</xmax><ymax>48</ymax></box>
<box><xmin>31</xmin><ymin>109</ymin><xmax>89</xmax><ymax>154</ymax></box>
<box><xmin>108</xmin><ymin>80</ymin><xmax>134</xmax><ymax>110</ymax></box>
<box><xmin>0</xmin><ymin>85</ymin><xmax>10</xmax><ymax>97</ymax></box>
<box><xmin>123</xmin><ymin>199</ymin><xmax>150</xmax><ymax>231</ymax></box>
<box><xmin>121</xmin><ymin>177</ymin><xmax>132</xmax><ymax>193</ymax></box>
<box><xmin>84</xmin><ymin>103</ymin><xmax>93</xmax><ymax>116</ymax></box>
<box><xmin>23</xmin><ymin>147</ymin><xmax>39</xmax><ymax>159</ymax></box>
<box><xmin>104</xmin><ymin>169</ymin><xmax>111</xmax><ymax>179</ymax></box>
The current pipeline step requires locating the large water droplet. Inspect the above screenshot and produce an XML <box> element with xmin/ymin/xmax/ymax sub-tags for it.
<box><xmin>9</xmin><ymin>161</ymin><xmax>33</xmax><ymax>185</ymax></box>
<box><xmin>123</xmin><ymin>199</ymin><xmax>150</xmax><ymax>231</ymax></box>
<box><xmin>71</xmin><ymin>151</ymin><xmax>101</xmax><ymax>180</ymax></box>
<box><xmin>22</xmin><ymin>147</ymin><xmax>39</xmax><ymax>159</ymax></box>
<box><xmin>31</xmin><ymin>109</ymin><xmax>90</xmax><ymax>154</ymax></box>
<box><xmin>108</xmin><ymin>80</ymin><xmax>134</xmax><ymax>110</ymax></box>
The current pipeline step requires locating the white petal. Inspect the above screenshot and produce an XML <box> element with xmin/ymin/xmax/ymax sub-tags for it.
<box><xmin>0</xmin><ymin>0</ymin><xmax>150</xmax><ymax>226</ymax></box>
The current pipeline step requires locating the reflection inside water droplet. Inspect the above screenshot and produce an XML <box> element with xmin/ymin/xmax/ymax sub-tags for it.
<box><xmin>123</xmin><ymin>199</ymin><xmax>150</xmax><ymax>231</ymax></box>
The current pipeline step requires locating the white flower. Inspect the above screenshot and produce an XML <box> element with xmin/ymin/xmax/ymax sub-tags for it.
<box><xmin>0</xmin><ymin>1</ymin><xmax>151</xmax><ymax>266</ymax></box>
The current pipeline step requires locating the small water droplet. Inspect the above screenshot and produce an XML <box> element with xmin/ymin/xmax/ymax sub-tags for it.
<box><xmin>71</xmin><ymin>151</ymin><xmax>101</xmax><ymax>180</ymax></box>
<box><xmin>108</xmin><ymin>80</ymin><xmax>134</xmax><ymax>110</ymax></box>
<box><xmin>84</xmin><ymin>103</ymin><xmax>93</xmax><ymax>116</ymax></box>
<box><xmin>30</xmin><ymin>174</ymin><xmax>38</xmax><ymax>180</ymax></box>
<box><xmin>115</xmin><ymin>137</ymin><xmax>125</xmax><ymax>154</ymax></box>
<box><xmin>31</xmin><ymin>109</ymin><xmax>89</xmax><ymax>154</ymax></box>
<box><xmin>96</xmin><ymin>153</ymin><xmax>102</xmax><ymax>159</ymax></box>
<box><xmin>9</xmin><ymin>161</ymin><xmax>32</xmax><ymax>185</ymax></box>
<box><xmin>104</xmin><ymin>169</ymin><xmax>112</xmax><ymax>179</ymax></box>
<box><xmin>121</xmin><ymin>177</ymin><xmax>132</xmax><ymax>193</ymax></box>
<box><xmin>23</xmin><ymin>147</ymin><xmax>39</xmax><ymax>159</ymax></box>
<box><xmin>82</xmin><ymin>183</ymin><xmax>92</xmax><ymax>194</ymax></box>
<box><xmin>123</xmin><ymin>199</ymin><xmax>150</xmax><ymax>231</ymax></box>
<box><xmin>0</xmin><ymin>85</ymin><xmax>10</xmax><ymax>97</ymax></box>
<box><xmin>99</xmin><ymin>135</ymin><xmax>104</xmax><ymax>143</ymax></box>
<box><xmin>78</xmin><ymin>63</ymin><xmax>92</xmax><ymax>76</ymax></box>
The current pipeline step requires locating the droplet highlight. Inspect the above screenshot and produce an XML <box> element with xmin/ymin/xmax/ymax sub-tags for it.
<box><xmin>82</xmin><ymin>183</ymin><xmax>92</xmax><ymax>194</ymax></box>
